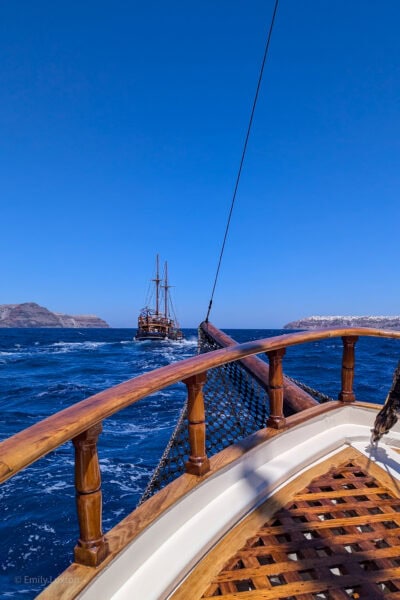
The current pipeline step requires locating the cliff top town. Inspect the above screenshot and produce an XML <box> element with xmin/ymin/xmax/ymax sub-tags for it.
<box><xmin>284</xmin><ymin>316</ymin><xmax>400</xmax><ymax>330</ymax></box>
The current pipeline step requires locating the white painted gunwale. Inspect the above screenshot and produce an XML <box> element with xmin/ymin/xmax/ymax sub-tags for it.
<box><xmin>79</xmin><ymin>404</ymin><xmax>400</xmax><ymax>600</ymax></box>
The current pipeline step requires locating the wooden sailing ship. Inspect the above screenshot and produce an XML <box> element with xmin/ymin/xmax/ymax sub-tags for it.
<box><xmin>136</xmin><ymin>255</ymin><xmax>183</xmax><ymax>341</ymax></box>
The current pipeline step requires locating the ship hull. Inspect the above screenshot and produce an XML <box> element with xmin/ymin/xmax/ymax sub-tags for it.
<box><xmin>135</xmin><ymin>330</ymin><xmax>183</xmax><ymax>341</ymax></box>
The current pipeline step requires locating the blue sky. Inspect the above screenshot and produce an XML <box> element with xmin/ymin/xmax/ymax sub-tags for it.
<box><xmin>1</xmin><ymin>1</ymin><xmax>400</xmax><ymax>328</ymax></box>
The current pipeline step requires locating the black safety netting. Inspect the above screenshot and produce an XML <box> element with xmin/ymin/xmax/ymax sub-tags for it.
<box><xmin>139</xmin><ymin>326</ymin><xmax>270</xmax><ymax>504</ymax></box>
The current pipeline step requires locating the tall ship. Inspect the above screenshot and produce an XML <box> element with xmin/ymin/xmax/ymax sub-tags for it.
<box><xmin>136</xmin><ymin>255</ymin><xmax>184</xmax><ymax>341</ymax></box>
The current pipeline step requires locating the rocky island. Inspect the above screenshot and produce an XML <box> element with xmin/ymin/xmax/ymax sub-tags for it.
<box><xmin>284</xmin><ymin>316</ymin><xmax>400</xmax><ymax>330</ymax></box>
<box><xmin>0</xmin><ymin>303</ymin><xmax>109</xmax><ymax>328</ymax></box>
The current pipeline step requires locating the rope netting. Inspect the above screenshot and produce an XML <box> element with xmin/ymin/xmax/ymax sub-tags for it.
<box><xmin>139</xmin><ymin>327</ymin><xmax>334</xmax><ymax>504</ymax></box>
<box><xmin>285</xmin><ymin>374</ymin><xmax>334</xmax><ymax>404</ymax></box>
<box><xmin>139</xmin><ymin>327</ymin><xmax>271</xmax><ymax>504</ymax></box>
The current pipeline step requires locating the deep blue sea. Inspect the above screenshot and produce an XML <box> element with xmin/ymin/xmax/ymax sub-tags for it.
<box><xmin>1</xmin><ymin>327</ymin><xmax>400</xmax><ymax>598</ymax></box>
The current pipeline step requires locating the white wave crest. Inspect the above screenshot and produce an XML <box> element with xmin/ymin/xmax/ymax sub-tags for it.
<box><xmin>43</xmin><ymin>480</ymin><xmax>72</xmax><ymax>494</ymax></box>
<box><xmin>49</xmin><ymin>341</ymin><xmax>109</xmax><ymax>352</ymax></box>
<box><xmin>30</xmin><ymin>522</ymin><xmax>56</xmax><ymax>534</ymax></box>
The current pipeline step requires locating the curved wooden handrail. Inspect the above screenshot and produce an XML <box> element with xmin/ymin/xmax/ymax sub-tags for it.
<box><xmin>1</xmin><ymin>326</ymin><xmax>400</xmax><ymax>485</ymax></box>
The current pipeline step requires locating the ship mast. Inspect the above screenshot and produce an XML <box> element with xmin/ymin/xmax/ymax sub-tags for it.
<box><xmin>152</xmin><ymin>254</ymin><xmax>161</xmax><ymax>315</ymax></box>
<box><xmin>163</xmin><ymin>261</ymin><xmax>170</xmax><ymax>319</ymax></box>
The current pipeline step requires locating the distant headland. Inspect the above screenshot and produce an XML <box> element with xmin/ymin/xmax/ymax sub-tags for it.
<box><xmin>0</xmin><ymin>302</ymin><xmax>109</xmax><ymax>328</ymax></box>
<box><xmin>284</xmin><ymin>316</ymin><xmax>400</xmax><ymax>330</ymax></box>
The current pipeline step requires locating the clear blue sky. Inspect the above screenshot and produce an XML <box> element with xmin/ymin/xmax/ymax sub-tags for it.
<box><xmin>1</xmin><ymin>1</ymin><xmax>400</xmax><ymax>328</ymax></box>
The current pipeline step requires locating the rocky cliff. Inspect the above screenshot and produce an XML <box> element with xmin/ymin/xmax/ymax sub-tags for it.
<box><xmin>0</xmin><ymin>303</ymin><xmax>109</xmax><ymax>328</ymax></box>
<box><xmin>284</xmin><ymin>316</ymin><xmax>400</xmax><ymax>330</ymax></box>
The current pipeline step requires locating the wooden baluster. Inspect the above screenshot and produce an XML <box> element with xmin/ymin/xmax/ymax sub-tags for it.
<box><xmin>266</xmin><ymin>348</ymin><xmax>286</xmax><ymax>429</ymax></box>
<box><xmin>339</xmin><ymin>335</ymin><xmax>358</xmax><ymax>402</ymax></box>
<box><xmin>183</xmin><ymin>372</ymin><xmax>210</xmax><ymax>476</ymax></box>
<box><xmin>73</xmin><ymin>423</ymin><xmax>109</xmax><ymax>566</ymax></box>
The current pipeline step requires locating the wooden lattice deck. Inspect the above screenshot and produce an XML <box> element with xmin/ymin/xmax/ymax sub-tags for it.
<box><xmin>177</xmin><ymin>451</ymin><xmax>400</xmax><ymax>600</ymax></box>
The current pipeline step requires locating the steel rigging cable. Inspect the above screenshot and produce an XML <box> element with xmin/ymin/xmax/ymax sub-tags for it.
<box><xmin>205</xmin><ymin>0</ymin><xmax>279</xmax><ymax>322</ymax></box>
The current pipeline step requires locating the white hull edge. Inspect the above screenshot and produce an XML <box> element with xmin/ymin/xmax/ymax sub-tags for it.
<box><xmin>79</xmin><ymin>404</ymin><xmax>400</xmax><ymax>600</ymax></box>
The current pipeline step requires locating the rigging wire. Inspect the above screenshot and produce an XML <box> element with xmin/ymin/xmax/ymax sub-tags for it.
<box><xmin>169</xmin><ymin>294</ymin><xmax>181</xmax><ymax>328</ymax></box>
<box><xmin>144</xmin><ymin>258</ymin><xmax>157</xmax><ymax>308</ymax></box>
<box><xmin>205</xmin><ymin>0</ymin><xmax>279</xmax><ymax>323</ymax></box>
<box><xmin>144</xmin><ymin>278</ymin><xmax>153</xmax><ymax>308</ymax></box>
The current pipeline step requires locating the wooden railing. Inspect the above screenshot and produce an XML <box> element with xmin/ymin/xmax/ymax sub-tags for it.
<box><xmin>1</xmin><ymin>326</ymin><xmax>400</xmax><ymax>567</ymax></box>
<box><xmin>199</xmin><ymin>321</ymin><xmax>318</xmax><ymax>412</ymax></box>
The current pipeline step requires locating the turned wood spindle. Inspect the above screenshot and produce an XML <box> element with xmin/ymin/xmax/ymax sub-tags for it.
<box><xmin>339</xmin><ymin>335</ymin><xmax>358</xmax><ymax>402</ymax></box>
<box><xmin>266</xmin><ymin>348</ymin><xmax>286</xmax><ymax>429</ymax></box>
<box><xmin>73</xmin><ymin>422</ymin><xmax>109</xmax><ymax>566</ymax></box>
<box><xmin>183</xmin><ymin>371</ymin><xmax>210</xmax><ymax>476</ymax></box>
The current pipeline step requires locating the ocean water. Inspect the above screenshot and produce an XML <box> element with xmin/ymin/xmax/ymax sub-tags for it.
<box><xmin>0</xmin><ymin>327</ymin><xmax>400</xmax><ymax>598</ymax></box>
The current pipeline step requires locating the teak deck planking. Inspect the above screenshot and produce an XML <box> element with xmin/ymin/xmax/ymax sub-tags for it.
<box><xmin>172</xmin><ymin>447</ymin><xmax>400</xmax><ymax>600</ymax></box>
